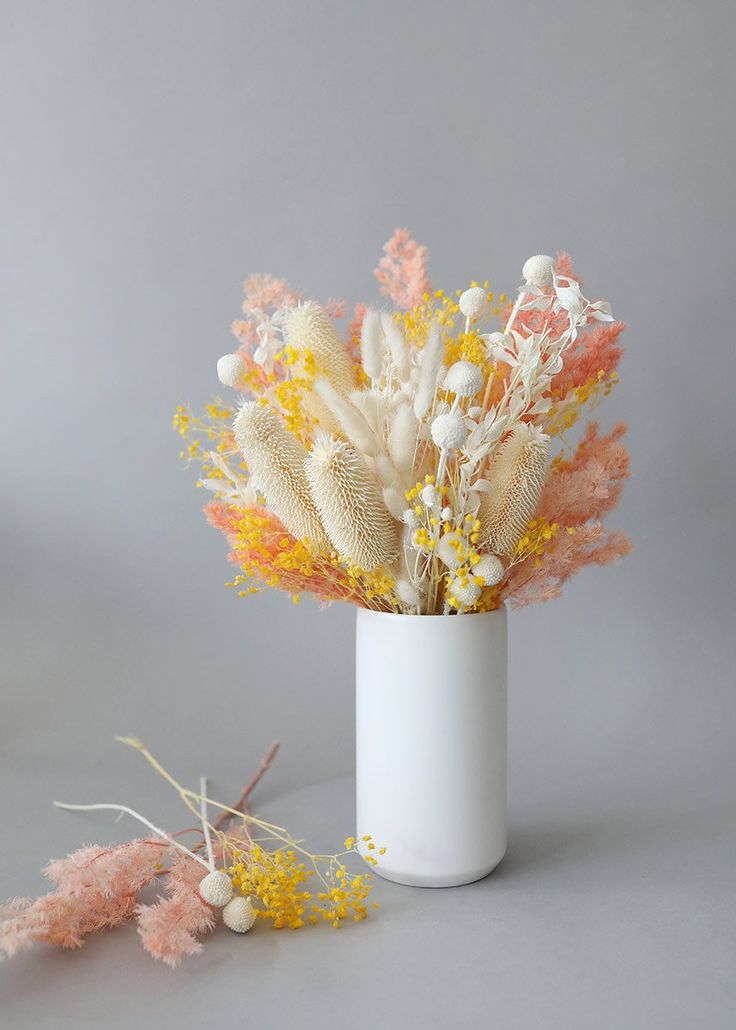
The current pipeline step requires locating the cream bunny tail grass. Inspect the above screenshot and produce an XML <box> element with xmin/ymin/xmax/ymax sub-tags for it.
<box><xmin>233</xmin><ymin>402</ymin><xmax>329</xmax><ymax>549</ymax></box>
<box><xmin>282</xmin><ymin>301</ymin><xmax>355</xmax><ymax>396</ymax></box>
<box><xmin>478</xmin><ymin>424</ymin><xmax>551</xmax><ymax>556</ymax></box>
<box><xmin>305</xmin><ymin>434</ymin><xmax>400</xmax><ymax>570</ymax></box>
<box><xmin>314</xmin><ymin>379</ymin><xmax>379</xmax><ymax>457</ymax></box>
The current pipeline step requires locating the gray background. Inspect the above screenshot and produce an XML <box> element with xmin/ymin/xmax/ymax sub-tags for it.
<box><xmin>1</xmin><ymin>1</ymin><xmax>734</xmax><ymax>1026</ymax></box>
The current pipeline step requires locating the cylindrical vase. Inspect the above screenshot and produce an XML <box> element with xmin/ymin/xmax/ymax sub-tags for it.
<box><xmin>355</xmin><ymin>606</ymin><xmax>507</xmax><ymax>887</ymax></box>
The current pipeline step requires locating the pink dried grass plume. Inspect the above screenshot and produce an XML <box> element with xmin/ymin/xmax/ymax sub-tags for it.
<box><xmin>136</xmin><ymin>852</ymin><xmax>214</xmax><ymax>967</ymax></box>
<box><xmin>241</xmin><ymin>273</ymin><xmax>301</xmax><ymax>314</ymax></box>
<box><xmin>539</xmin><ymin>422</ymin><xmax>630</xmax><ymax>525</ymax></box>
<box><xmin>205</xmin><ymin>501</ymin><xmax>370</xmax><ymax>606</ymax></box>
<box><xmin>374</xmin><ymin>229</ymin><xmax>432</xmax><ymax>310</ymax></box>
<box><xmin>503</xmin><ymin>522</ymin><xmax>631</xmax><ymax>608</ymax></box>
<box><xmin>1</xmin><ymin>840</ymin><xmax>166</xmax><ymax>959</ymax></box>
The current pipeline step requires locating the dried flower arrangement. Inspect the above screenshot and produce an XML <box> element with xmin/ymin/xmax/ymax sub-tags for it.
<box><xmin>175</xmin><ymin>230</ymin><xmax>629</xmax><ymax>613</ymax></box>
<box><xmin>1</xmin><ymin>740</ymin><xmax>381</xmax><ymax>967</ymax></box>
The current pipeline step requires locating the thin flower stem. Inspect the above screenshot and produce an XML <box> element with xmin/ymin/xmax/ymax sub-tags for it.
<box><xmin>53</xmin><ymin>801</ymin><xmax>211</xmax><ymax>870</ymax></box>
<box><xmin>199</xmin><ymin>776</ymin><xmax>215</xmax><ymax>873</ymax></box>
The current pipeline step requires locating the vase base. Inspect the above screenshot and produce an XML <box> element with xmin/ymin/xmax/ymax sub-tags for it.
<box><xmin>369</xmin><ymin>852</ymin><xmax>506</xmax><ymax>889</ymax></box>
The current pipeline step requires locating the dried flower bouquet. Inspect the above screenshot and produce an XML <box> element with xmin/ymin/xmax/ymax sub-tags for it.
<box><xmin>175</xmin><ymin>230</ymin><xmax>629</xmax><ymax>613</ymax></box>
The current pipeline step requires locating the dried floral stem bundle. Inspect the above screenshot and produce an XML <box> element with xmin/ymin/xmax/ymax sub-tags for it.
<box><xmin>176</xmin><ymin>231</ymin><xmax>629</xmax><ymax>613</ymax></box>
<box><xmin>1</xmin><ymin>739</ymin><xmax>381</xmax><ymax>967</ymax></box>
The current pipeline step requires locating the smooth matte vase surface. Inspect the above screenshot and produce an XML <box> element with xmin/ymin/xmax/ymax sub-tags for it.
<box><xmin>355</xmin><ymin>607</ymin><xmax>507</xmax><ymax>887</ymax></box>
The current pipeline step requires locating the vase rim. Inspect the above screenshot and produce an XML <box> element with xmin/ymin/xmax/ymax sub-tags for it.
<box><xmin>356</xmin><ymin>604</ymin><xmax>506</xmax><ymax>621</ymax></box>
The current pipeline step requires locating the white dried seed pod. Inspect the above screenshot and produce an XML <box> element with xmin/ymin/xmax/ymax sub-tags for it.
<box><xmin>448</xmin><ymin>577</ymin><xmax>481</xmax><ymax>607</ymax></box>
<box><xmin>314</xmin><ymin>379</ymin><xmax>378</xmax><ymax>457</ymax></box>
<box><xmin>305</xmin><ymin>434</ymin><xmax>399</xmax><ymax>570</ymax></box>
<box><xmin>283</xmin><ymin>301</ymin><xmax>354</xmax><ymax>395</ymax></box>
<box><xmin>198</xmin><ymin>871</ymin><xmax>234</xmax><ymax>908</ymax></box>
<box><xmin>444</xmin><ymin>361</ymin><xmax>484</xmax><ymax>398</ymax></box>
<box><xmin>380</xmin><ymin>312</ymin><xmax>410</xmax><ymax>381</ymax></box>
<box><xmin>474</xmin><ymin>553</ymin><xmax>505</xmax><ymax>587</ymax></box>
<box><xmin>388</xmin><ymin>401</ymin><xmax>419</xmax><ymax>473</ymax></box>
<box><xmin>217</xmin><ymin>353</ymin><xmax>246</xmax><ymax>388</ymax></box>
<box><xmin>431</xmin><ymin>411</ymin><xmax>469</xmax><ymax>450</ymax></box>
<box><xmin>459</xmin><ymin>286</ymin><xmax>488</xmax><ymax>320</ymax></box>
<box><xmin>360</xmin><ymin>308</ymin><xmax>384</xmax><ymax>381</ymax></box>
<box><xmin>436</xmin><ymin>531</ymin><xmax>462</xmax><ymax>570</ymax></box>
<box><xmin>396</xmin><ymin>579</ymin><xmax>421</xmax><ymax>608</ymax></box>
<box><xmin>413</xmin><ymin>322</ymin><xmax>443</xmax><ymax>418</ymax></box>
<box><xmin>420</xmin><ymin>484</ymin><xmax>439</xmax><ymax>508</ymax></box>
<box><xmin>522</xmin><ymin>255</ymin><xmax>555</xmax><ymax>288</ymax></box>
<box><xmin>233</xmin><ymin>402</ymin><xmax>328</xmax><ymax>548</ymax></box>
<box><xmin>222</xmin><ymin>896</ymin><xmax>256</xmax><ymax>933</ymax></box>
<box><xmin>478</xmin><ymin>424</ymin><xmax>550</xmax><ymax>555</ymax></box>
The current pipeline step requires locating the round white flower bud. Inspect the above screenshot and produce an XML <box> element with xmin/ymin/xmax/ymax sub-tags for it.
<box><xmin>441</xmin><ymin>506</ymin><xmax>453</xmax><ymax>522</ymax></box>
<box><xmin>217</xmin><ymin>353</ymin><xmax>246</xmax><ymax>388</ymax></box>
<box><xmin>459</xmin><ymin>286</ymin><xmax>488</xmax><ymax>321</ymax></box>
<box><xmin>448</xmin><ymin>578</ymin><xmax>481</xmax><ymax>607</ymax></box>
<box><xmin>401</xmin><ymin>508</ymin><xmax>420</xmax><ymax>528</ymax></box>
<box><xmin>420</xmin><ymin>484</ymin><xmax>439</xmax><ymax>508</ymax></box>
<box><xmin>437</xmin><ymin>532</ymin><xmax>462</xmax><ymax>570</ymax></box>
<box><xmin>444</xmin><ymin>361</ymin><xmax>484</xmax><ymax>398</ymax></box>
<box><xmin>198</xmin><ymin>871</ymin><xmax>234</xmax><ymax>908</ymax></box>
<box><xmin>431</xmin><ymin>412</ymin><xmax>469</xmax><ymax>451</ymax></box>
<box><xmin>222</xmin><ymin>895</ymin><xmax>256</xmax><ymax>933</ymax></box>
<box><xmin>522</xmin><ymin>255</ymin><xmax>555</xmax><ymax>289</ymax></box>
<box><xmin>396</xmin><ymin>579</ymin><xmax>422</xmax><ymax>607</ymax></box>
<box><xmin>474</xmin><ymin>553</ymin><xmax>505</xmax><ymax>587</ymax></box>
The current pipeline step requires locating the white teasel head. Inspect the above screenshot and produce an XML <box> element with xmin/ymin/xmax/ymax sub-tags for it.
<box><xmin>222</xmin><ymin>895</ymin><xmax>256</xmax><ymax>933</ymax></box>
<box><xmin>458</xmin><ymin>286</ymin><xmax>489</xmax><ymax>322</ymax></box>
<box><xmin>198</xmin><ymin>871</ymin><xmax>234</xmax><ymax>908</ymax></box>
<box><xmin>522</xmin><ymin>254</ymin><xmax>555</xmax><ymax>289</ymax></box>
<box><xmin>444</xmin><ymin>360</ymin><xmax>484</xmax><ymax>399</ymax></box>
<box><xmin>216</xmin><ymin>352</ymin><xmax>246</xmax><ymax>388</ymax></box>
<box><xmin>431</xmin><ymin>411</ymin><xmax>469</xmax><ymax>451</ymax></box>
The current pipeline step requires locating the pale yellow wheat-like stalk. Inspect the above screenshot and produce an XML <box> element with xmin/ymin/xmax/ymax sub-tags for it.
<box><xmin>478</xmin><ymin>424</ymin><xmax>551</xmax><ymax>556</ymax></box>
<box><xmin>234</xmin><ymin>402</ymin><xmax>329</xmax><ymax>549</ymax></box>
<box><xmin>305</xmin><ymin>434</ymin><xmax>399</xmax><ymax>571</ymax></box>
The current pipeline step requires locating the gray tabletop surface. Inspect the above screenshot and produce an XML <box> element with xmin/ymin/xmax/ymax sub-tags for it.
<box><xmin>2</xmin><ymin>1</ymin><xmax>735</xmax><ymax>1027</ymax></box>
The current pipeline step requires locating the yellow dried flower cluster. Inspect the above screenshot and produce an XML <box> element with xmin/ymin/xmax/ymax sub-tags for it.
<box><xmin>177</xmin><ymin>233</ymin><xmax>627</xmax><ymax>613</ymax></box>
<box><xmin>228</xmin><ymin>842</ymin><xmax>379</xmax><ymax>930</ymax></box>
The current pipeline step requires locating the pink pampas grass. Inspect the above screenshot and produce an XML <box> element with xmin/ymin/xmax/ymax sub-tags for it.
<box><xmin>374</xmin><ymin>228</ymin><xmax>432</xmax><ymax>309</ymax></box>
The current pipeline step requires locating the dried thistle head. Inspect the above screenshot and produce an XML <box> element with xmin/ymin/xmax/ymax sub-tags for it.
<box><xmin>478</xmin><ymin>424</ymin><xmax>550</xmax><ymax>556</ymax></box>
<box><xmin>233</xmin><ymin>402</ymin><xmax>328</xmax><ymax>549</ymax></box>
<box><xmin>305</xmin><ymin>434</ymin><xmax>399</xmax><ymax>571</ymax></box>
<box><xmin>282</xmin><ymin>301</ymin><xmax>355</xmax><ymax>396</ymax></box>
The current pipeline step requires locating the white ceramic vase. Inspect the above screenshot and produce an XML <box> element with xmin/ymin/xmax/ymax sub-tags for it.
<box><xmin>355</xmin><ymin>606</ymin><xmax>507</xmax><ymax>887</ymax></box>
